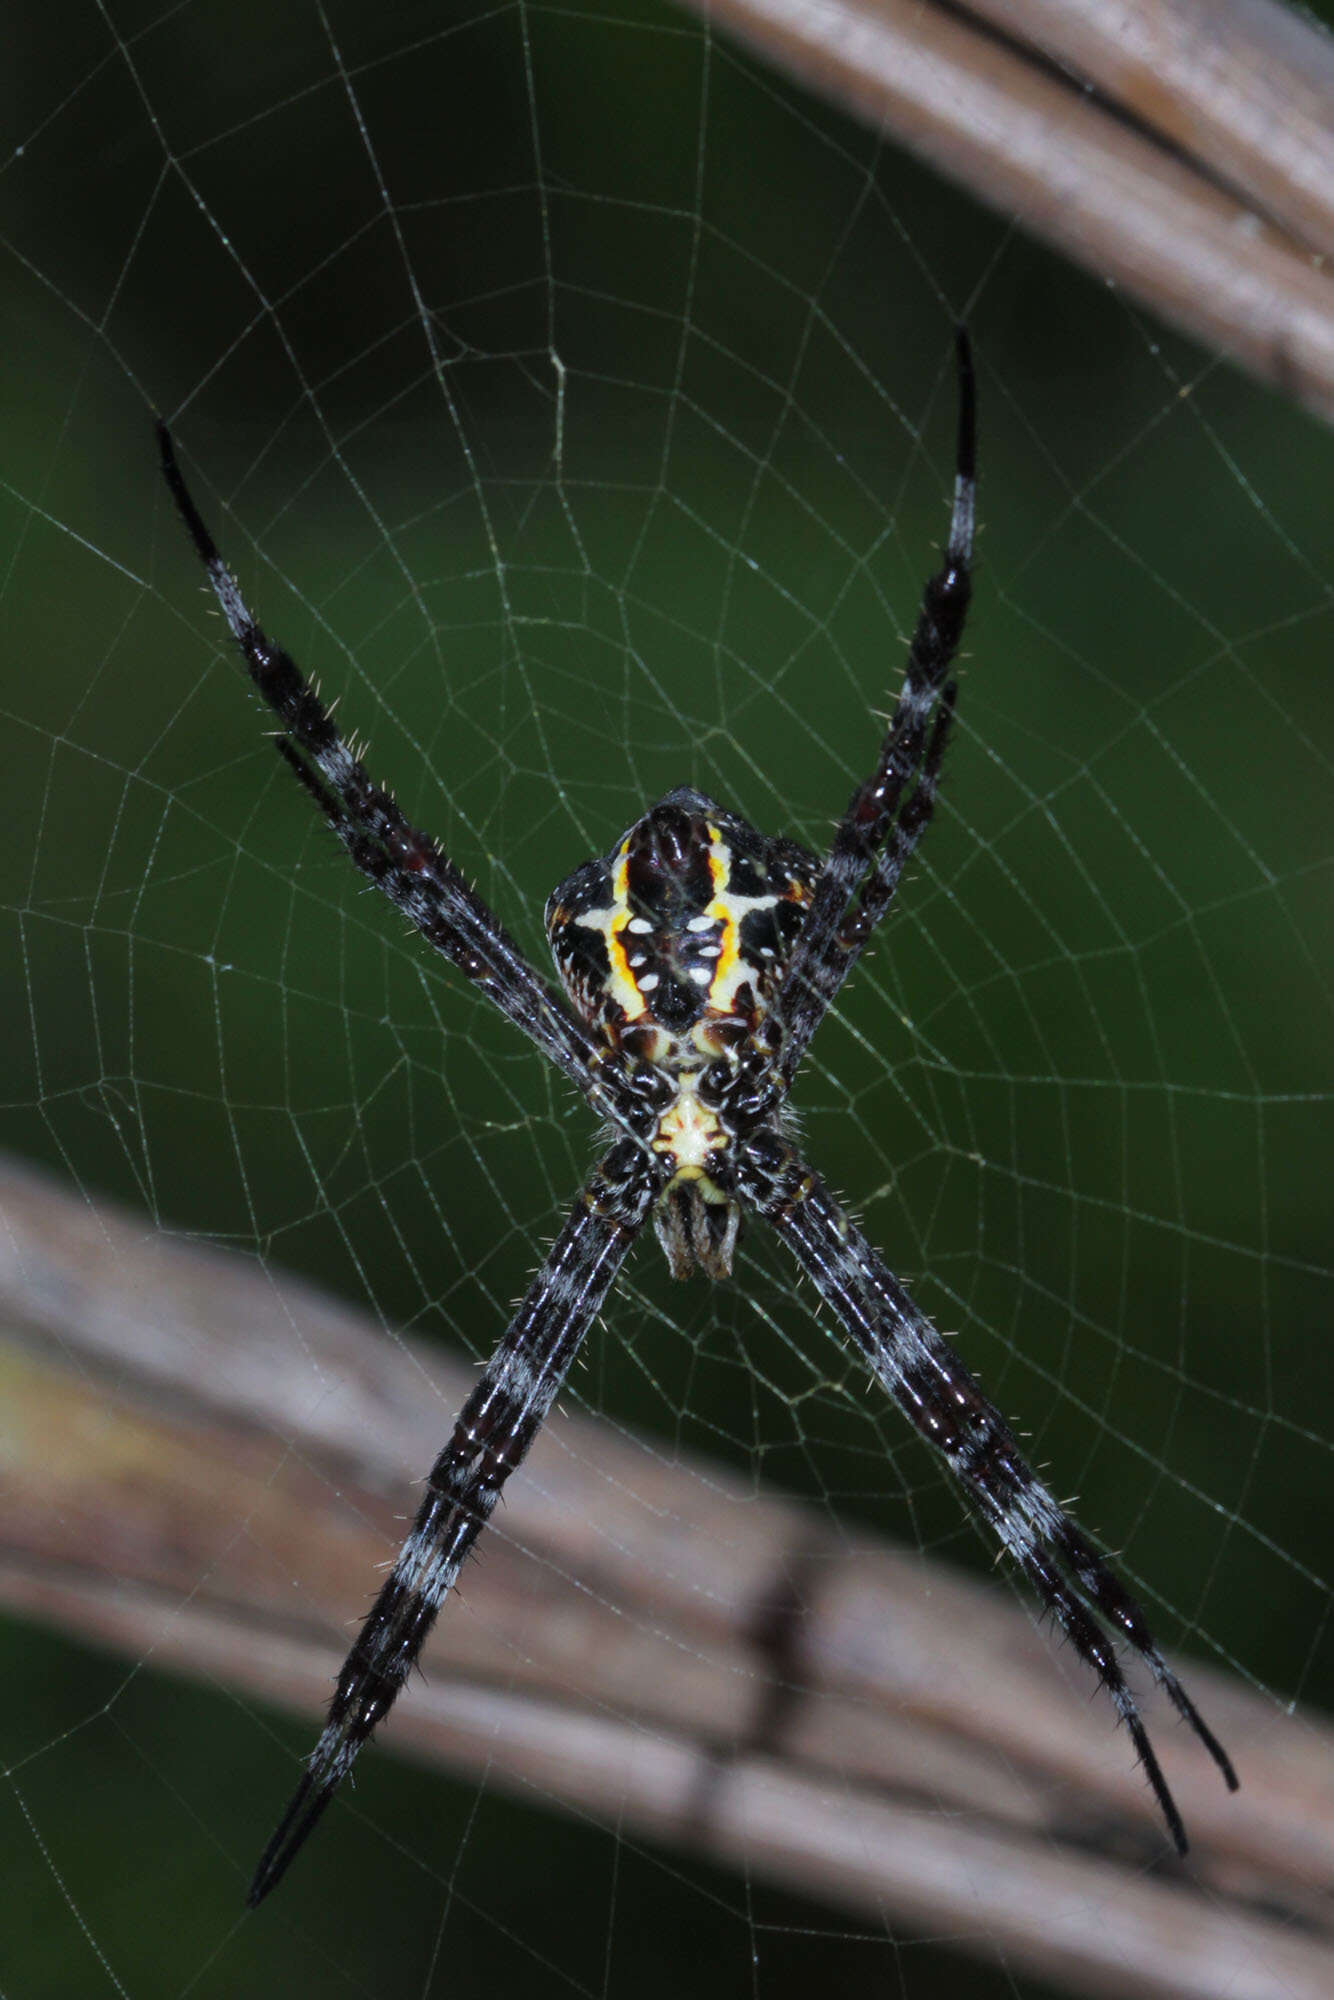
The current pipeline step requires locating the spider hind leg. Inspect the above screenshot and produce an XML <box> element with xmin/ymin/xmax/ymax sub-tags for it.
<box><xmin>740</xmin><ymin>1136</ymin><xmax>1238</xmax><ymax>1853</ymax></box>
<box><xmin>246</xmin><ymin>1146</ymin><xmax>653</xmax><ymax>1906</ymax></box>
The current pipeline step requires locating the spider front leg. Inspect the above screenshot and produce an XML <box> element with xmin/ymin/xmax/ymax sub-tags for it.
<box><xmin>157</xmin><ymin>423</ymin><xmax>646</xmax><ymax>1141</ymax></box>
<box><xmin>247</xmin><ymin>1142</ymin><xmax>655</xmax><ymax>1906</ymax></box>
<box><xmin>737</xmin><ymin>1135</ymin><xmax>1238</xmax><ymax>1853</ymax></box>
<box><xmin>778</xmin><ymin>326</ymin><xmax>975</xmax><ymax>1085</ymax></box>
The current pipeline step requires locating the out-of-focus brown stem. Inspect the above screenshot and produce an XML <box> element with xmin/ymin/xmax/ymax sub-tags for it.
<box><xmin>683</xmin><ymin>0</ymin><xmax>1334</xmax><ymax>422</ymax></box>
<box><xmin>971</xmin><ymin>0</ymin><xmax>1334</xmax><ymax>257</ymax></box>
<box><xmin>2</xmin><ymin>1153</ymin><xmax>1332</xmax><ymax>1997</ymax></box>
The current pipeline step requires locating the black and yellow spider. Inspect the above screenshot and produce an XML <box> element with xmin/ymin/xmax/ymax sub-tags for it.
<box><xmin>158</xmin><ymin>331</ymin><xmax>1236</xmax><ymax>1906</ymax></box>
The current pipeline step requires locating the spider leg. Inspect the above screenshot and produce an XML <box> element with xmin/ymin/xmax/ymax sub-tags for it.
<box><xmin>737</xmin><ymin>1135</ymin><xmax>1238</xmax><ymax>1852</ymax></box>
<box><xmin>247</xmin><ymin>1140</ymin><xmax>655</xmax><ymax>1907</ymax></box>
<box><xmin>157</xmin><ymin>424</ymin><xmax>648</xmax><ymax>1138</ymax></box>
<box><xmin>777</xmin><ymin>328</ymin><xmax>975</xmax><ymax>1088</ymax></box>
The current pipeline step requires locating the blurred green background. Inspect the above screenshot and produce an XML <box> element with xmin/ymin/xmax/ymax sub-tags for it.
<box><xmin>2</xmin><ymin>2</ymin><xmax>1332</xmax><ymax>1995</ymax></box>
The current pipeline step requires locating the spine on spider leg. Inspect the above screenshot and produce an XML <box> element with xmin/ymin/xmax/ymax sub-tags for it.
<box><xmin>736</xmin><ymin>1133</ymin><xmax>1236</xmax><ymax>1853</ymax></box>
<box><xmin>247</xmin><ymin>1144</ymin><xmax>653</xmax><ymax>1906</ymax></box>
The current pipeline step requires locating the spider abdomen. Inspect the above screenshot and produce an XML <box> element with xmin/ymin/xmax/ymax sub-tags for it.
<box><xmin>544</xmin><ymin>786</ymin><xmax>817</xmax><ymax>1059</ymax></box>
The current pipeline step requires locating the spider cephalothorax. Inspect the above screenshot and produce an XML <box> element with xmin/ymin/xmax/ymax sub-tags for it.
<box><xmin>157</xmin><ymin>329</ymin><xmax>1236</xmax><ymax>1908</ymax></box>
<box><xmin>547</xmin><ymin>786</ymin><xmax>816</xmax><ymax>1276</ymax></box>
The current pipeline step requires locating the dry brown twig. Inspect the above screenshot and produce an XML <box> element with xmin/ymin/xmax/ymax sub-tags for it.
<box><xmin>684</xmin><ymin>0</ymin><xmax>1334</xmax><ymax>422</ymax></box>
<box><xmin>2</xmin><ymin>1153</ymin><xmax>1331</xmax><ymax>1999</ymax></box>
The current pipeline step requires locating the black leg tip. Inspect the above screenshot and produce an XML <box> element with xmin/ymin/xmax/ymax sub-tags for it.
<box><xmin>245</xmin><ymin>1768</ymin><xmax>337</xmax><ymax>1909</ymax></box>
<box><xmin>952</xmin><ymin>325</ymin><xmax>977</xmax><ymax>484</ymax></box>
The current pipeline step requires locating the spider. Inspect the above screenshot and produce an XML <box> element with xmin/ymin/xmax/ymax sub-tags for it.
<box><xmin>158</xmin><ymin>330</ymin><xmax>1236</xmax><ymax>1906</ymax></box>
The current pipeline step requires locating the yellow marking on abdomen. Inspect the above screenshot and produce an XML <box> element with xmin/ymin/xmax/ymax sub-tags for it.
<box><xmin>598</xmin><ymin>842</ymin><xmax>648</xmax><ymax>1020</ymax></box>
<box><xmin>702</xmin><ymin>827</ymin><xmax>782</xmax><ymax>1015</ymax></box>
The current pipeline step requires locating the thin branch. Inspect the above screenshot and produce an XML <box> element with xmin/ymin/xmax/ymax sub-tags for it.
<box><xmin>685</xmin><ymin>0</ymin><xmax>1334</xmax><ymax>422</ymax></box>
<box><xmin>1</xmin><ymin>1153</ymin><xmax>1331</xmax><ymax>1996</ymax></box>
<box><xmin>968</xmin><ymin>0</ymin><xmax>1334</xmax><ymax>255</ymax></box>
